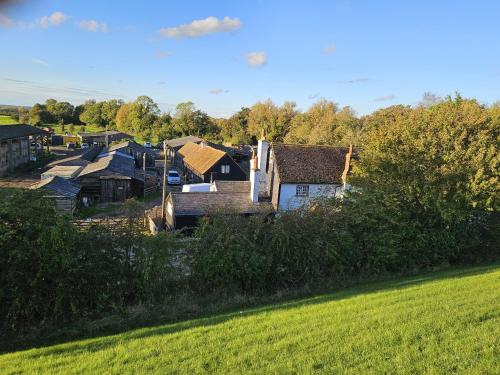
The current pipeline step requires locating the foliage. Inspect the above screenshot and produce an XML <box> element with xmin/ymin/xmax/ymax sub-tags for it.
<box><xmin>1</xmin><ymin>265</ymin><xmax>499</xmax><ymax>374</ymax></box>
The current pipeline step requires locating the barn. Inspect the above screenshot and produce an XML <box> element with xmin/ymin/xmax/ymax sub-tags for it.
<box><xmin>76</xmin><ymin>152</ymin><xmax>144</xmax><ymax>203</ymax></box>
<box><xmin>31</xmin><ymin>176</ymin><xmax>81</xmax><ymax>214</ymax></box>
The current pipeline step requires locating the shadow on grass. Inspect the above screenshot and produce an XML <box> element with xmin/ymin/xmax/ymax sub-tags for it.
<box><xmin>2</xmin><ymin>262</ymin><xmax>499</xmax><ymax>358</ymax></box>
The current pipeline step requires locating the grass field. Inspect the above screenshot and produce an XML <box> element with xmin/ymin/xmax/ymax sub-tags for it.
<box><xmin>0</xmin><ymin>115</ymin><xmax>17</xmax><ymax>125</ymax></box>
<box><xmin>0</xmin><ymin>264</ymin><xmax>498</xmax><ymax>374</ymax></box>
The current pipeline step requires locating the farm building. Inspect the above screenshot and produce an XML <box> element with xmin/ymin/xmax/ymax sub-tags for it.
<box><xmin>106</xmin><ymin>140</ymin><xmax>155</xmax><ymax>167</ymax></box>
<box><xmin>0</xmin><ymin>124</ymin><xmax>50</xmax><ymax>176</ymax></box>
<box><xmin>31</xmin><ymin>176</ymin><xmax>81</xmax><ymax>214</ymax></box>
<box><xmin>176</xmin><ymin>142</ymin><xmax>247</xmax><ymax>183</ymax></box>
<box><xmin>165</xmin><ymin>183</ymin><xmax>272</xmax><ymax>230</ymax></box>
<box><xmin>46</xmin><ymin>146</ymin><xmax>103</xmax><ymax>168</ymax></box>
<box><xmin>78</xmin><ymin>130</ymin><xmax>132</xmax><ymax>146</ymax></box>
<box><xmin>76</xmin><ymin>152</ymin><xmax>144</xmax><ymax>203</ymax></box>
<box><xmin>42</xmin><ymin>165</ymin><xmax>83</xmax><ymax>180</ymax></box>
<box><xmin>165</xmin><ymin>135</ymin><xmax>203</xmax><ymax>162</ymax></box>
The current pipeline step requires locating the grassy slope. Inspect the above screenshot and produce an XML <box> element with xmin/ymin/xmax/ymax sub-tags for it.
<box><xmin>1</xmin><ymin>265</ymin><xmax>498</xmax><ymax>374</ymax></box>
<box><xmin>0</xmin><ymin>115</ymin><xmax>17</xmax><ymax>125</ymax></box>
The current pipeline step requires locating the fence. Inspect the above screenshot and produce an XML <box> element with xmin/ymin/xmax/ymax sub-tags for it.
<box><xmin>73</xmin><ymin>216</ymin><xmax>144</xmax><ymax>231</ymax></box>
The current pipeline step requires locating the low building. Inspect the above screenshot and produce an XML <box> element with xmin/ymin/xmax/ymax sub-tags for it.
<box><xmin>76</xmin><ymin>152</ymin><xmax>144</xmax><ymax>203</ymax></box>
<box><xmin>177</xmin><ymin>142</ymin><xmax>247</xmax><ymax>183</ymax></box>
<box><xmin>42</xmin><ymin>165</ymin><xmax>83</xmax><ymax>180</ymax></box>
<box><xmin>31</xmin><ymin>176</ymin><xmax>81</xmax><ymax>214</ymax></box>
<box><xmin>0</xmin><ymin>124</ymin><xmax>50</xmax><ymax>176</ymax></box>
<box><xmin>78</xmin><ymin>130</ymin><xmax>132</xmax><ymax>146</ymax></box>
<box><xmin>107</xmin><ymin>140</ymin><xmax>155</xmax><ymax>167</ymax></box>
<box><xmin>46</xmin><ymin>146</ymin><xmax>103</xmax><ymax>168</ymax></box>
<box><xmin>264</xmin><ymin>142</ymin><xmax>357</xmax><ymax>210</ymax></box>
<box><xmin>165</xmin><ymin>135</ymin><xmax>203</xmax><ymax>162</ymax></box>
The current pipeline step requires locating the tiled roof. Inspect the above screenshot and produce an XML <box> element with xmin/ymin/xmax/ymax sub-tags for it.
<box><xmin>78</xmin><ymin>152</ymin><xmax>140</xmax><ymax>180</ymax></box>
<box><xmin>178</xmin><ymin>142</ymin><xmax>226</xmax><ymax>175</ymax></box>
<box><xmin>165</xmin><ymin>135</ymin><xmax>203</xmax><ymax>149</ymax></box>
<box><xmin>272</xmin><ymin>143</ymin><xmax>352</xmax><ymax>184</ymax></box>
<box><xmin>171</xmin><ymin>191</ymin><xmax>273</xmax><ymax>216</ymax></box>
<box><xmin>213</xmin><ymin>180</ymin><xmax>251</xmax><ymax>193</ymax></box>
<box><xmin>31</xmin><ymin>176</ymin><xmax>81</xmax><ymax>198</ymax></box>
<box><xmin>0</xmin><ymin>124</ymin><xmax>50</xmax><ymax>141</ymax></box>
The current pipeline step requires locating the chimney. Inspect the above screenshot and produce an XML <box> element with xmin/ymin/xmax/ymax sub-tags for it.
<box><xmin>341</xmin><ymin>144</ymin><xmax>354</xmax><ymax>187</ymax></box>
<box><xmin>257</xmin><ymin>139</ymin><xmax>269</xmax><ymax>194</ymax></box>
<box><xmin>250</xmin><ymin>150</ymin><xmax>259</xmax><ymax>203</ymax></box>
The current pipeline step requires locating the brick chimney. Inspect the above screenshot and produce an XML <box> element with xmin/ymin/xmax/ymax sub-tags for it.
<box><xmin>250</xmin><ymin>150</ymin><xmax>259</xmax><ymax>203</ymax></box>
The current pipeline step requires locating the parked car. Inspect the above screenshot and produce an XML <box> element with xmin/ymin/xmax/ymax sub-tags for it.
<box><xmin>81</xmin><ymin>143</ymin><xmax>89</xmax><ymax>149</ymax></box>
<box><xmin>144</xmin><ymin>141</ymin><xmax>152</xmax><ymax>148</ymax></box>
<box><xmin>66</xmin><ymin>142</ymin><xmax>76</xmax><ymax>150</ymax></box>
<box><xmin>167</xmin><ymin>170</ymin><xmax>181</xmax><ymax>185</ymax></box>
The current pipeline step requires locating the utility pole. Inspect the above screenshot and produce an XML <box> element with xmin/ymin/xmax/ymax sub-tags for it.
<box><xmin>161</xmin><ymin>140</ymin><xmax>168</xmax><ymax>228</ymax></box>
<box><xmin>143</xmin><ymin>152</ymin><xmax>147</xmax><ymax>200</ymax></box>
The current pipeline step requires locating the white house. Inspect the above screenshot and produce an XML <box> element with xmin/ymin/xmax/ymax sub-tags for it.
<box><xmin>257</xmin><ymin>141</ymin><xmax>356</xmax><ymax>211</ymax></box>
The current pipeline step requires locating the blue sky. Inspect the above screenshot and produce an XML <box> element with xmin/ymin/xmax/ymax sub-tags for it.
<box><xmin>1</xmin><ymin>0</ymin><xmax>499</xmax><ymax>117</ymax></box>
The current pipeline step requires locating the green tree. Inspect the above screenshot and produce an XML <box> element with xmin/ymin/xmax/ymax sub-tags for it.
<box><xmin>28</xmin><ymin>103</ymin><xmax>52</xmax><ymax>126</ymax></box>
<box><xmin>80</xmin><ymin>100</ymin><xmax>105</xmax><ymax>127</ymax></box>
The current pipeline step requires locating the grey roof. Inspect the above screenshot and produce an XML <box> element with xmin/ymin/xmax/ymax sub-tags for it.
<box><xmin>165</xmin><ymin>136</ymin><xmax>203</xmax><ymax>149</ymax></box>
<box><xmin>46</xmin><ymin>146</ymin><xmax>103</xmax><ymax>167</ymax></box>
<box><xmin>0</xmin><ymin>124</ymin><xmax>50</xmax><ymax>141</ymax></box>
<box><xmin>108</xmin><ymin>140</ymin><xmax>155</xmax><ymax>156</ymax></box>
<box><xmin>213</xmin><ymin>180</ymin><xmax>251</xmax><ymax>193</ymax></box>
<box><xmin>78</xmin><ymin>152</ymin><xmax>141</xmax><ymax>180</ymax></box>
<box><xmin>31</xmin><ymin>176</ymin><xmax>81</xmax><ymax>198</ymax></box>
<box><xmin>78</xmin><ymin>130</ymin><xmax>129</xmax><ymax>137</ymax></box>
<box><xmin>170</xmin><ymin>191</ymin><xmax>273</xmax><ymax>216</ymax></box>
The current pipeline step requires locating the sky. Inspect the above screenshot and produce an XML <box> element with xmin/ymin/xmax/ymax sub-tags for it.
<box><xmin>1</xmin><ymin>0</ymin><xmax>499</xmax><ymax>117</ymax></box>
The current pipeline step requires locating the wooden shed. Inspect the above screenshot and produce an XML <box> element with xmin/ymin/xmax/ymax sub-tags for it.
<box><xmin>76</xmin><ymin>153</ymin><xmax>144</xmax><ymax>203</ymax></box>
<box><xmin>31</xmin><ymin>176</ymin><xmax>81</xmax><ymax>214</ymax></box>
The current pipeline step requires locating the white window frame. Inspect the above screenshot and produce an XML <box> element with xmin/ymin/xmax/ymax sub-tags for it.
<box><xmin>221</xmin><ymin>165</ymin><xmax>230</xmax><ymax>174</ymax></box>
<box><xmin>296</xmin><ymin>185</ymin><xmax>309</xmax><ymax>197</ymax></box>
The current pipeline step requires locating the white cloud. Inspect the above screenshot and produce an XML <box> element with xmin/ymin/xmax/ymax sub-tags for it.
<box><xmin>210</xmin><ymin>88</ymin><xmax>229</xmax><ymax>95</ymax></box>
<box><xmin>308</xmin><ymin>93</ymin><xmax>320</xmax><ymax>99</ymax></box>
<box><xmin>373</xmin><ymin>95</ymin><xmax>397</xmax><ymax>102</ymax></box>
<box><xmin>155</xmin><ymin>50</ymin><xmax>173</xmax><ymax>59</ymax></box>
<box><xmin>324</xmin><ymin>44</ymin><xmax>336</xmax><ymax>54</ymax></box>
<box><xmin>246</xmin><ymin>51</ymin><xmax>267</xmax><ymax>67</ymax></box>
<box><xmin>39</xmin><ymin>12</ymin><xmax>69</xmax><ymax>28</ymax></box>
<box><xmin>30</xmin><ymin>58</ymin><xmax>48</xmax><ymax>66</ymax></box>
<box><xmin>0</xmin><ymin>12</ymin><xmax>14</xmax><ymax>28</ymax></box>
<box><xmin>160</xmin><ymin>16</ymin><xmax>241</xmax><ymax>38</ymax></box>
<box><xmin>79</xmin><ymin>19</ymin><xmax>108</xmax><ymax>32</ymax></box>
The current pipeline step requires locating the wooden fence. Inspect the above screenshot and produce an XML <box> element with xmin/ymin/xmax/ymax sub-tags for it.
<box><xmin>73</xmin><ymin>216</ymin><xmax>144</xmax><ymax>231</ymax></box>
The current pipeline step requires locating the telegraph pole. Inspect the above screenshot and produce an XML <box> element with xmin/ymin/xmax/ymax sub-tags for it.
<box><xmin>161</xmin><ymin>140</ymin><xmax>168</xmax><ymax>227</ymax></box>
<box><xmin>143</xmin><ymin>152</ymin><xmax>147</xmax><ymax>200</ymax></box>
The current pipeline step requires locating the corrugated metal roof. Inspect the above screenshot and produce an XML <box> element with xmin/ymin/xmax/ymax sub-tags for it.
<box><xmin>0</xmin><ymin>124</ymin><xmax>50</xmax><ymax>141</ymax></box>
<box><xmin>31</xmin><ymin>176</ymin><xmax>81</xmax><ymax>198</ymax></box>
<box><xmin>42</xmin><ymin>165</ymin><xmax>83</xmax><ymax>178</ymax></box>
<box><xmin>165</xmin><ymin>136</ymin><xmax>203</xmax><ymax>149</ymax></box>
<box><xmin>108</xmin><ymin>140</ymin><xmax>155</xmax><ymax>156</ymax></box>
<box><xmin>46</xmin><ymin>146</ymin><xmax>103</xmax><ymax>167</ymax></box>
<box><xmin>78</xmin><ymin>152</ymin><xmax>140</xmax><ymax>180</ymax></box>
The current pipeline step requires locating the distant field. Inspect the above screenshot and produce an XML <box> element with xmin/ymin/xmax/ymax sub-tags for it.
<box><xmin>0</xmin><ymin>264</ymin><xmax>498</xmax><ymax>374</ymax></box>
<box><xmin>0</xmin><ymin>115</ymin><xmax>17</xmax><ymax>125</ymax></box>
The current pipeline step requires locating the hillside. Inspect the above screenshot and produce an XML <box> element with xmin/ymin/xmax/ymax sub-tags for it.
<box><xmin>0</xmin><ymin>265</ymin><xmax>498</xmax><ymax>374</ymax></box>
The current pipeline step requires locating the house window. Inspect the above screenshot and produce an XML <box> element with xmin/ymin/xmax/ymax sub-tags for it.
<box><xmin>296</xmin><ymin>185</ymin><xmax>309</xmax><ymax>197</ymax></box>
<box><xmin>221</xmin><ymin>165</ymin><xmax>230</xmax><ymax>174</ymax></box>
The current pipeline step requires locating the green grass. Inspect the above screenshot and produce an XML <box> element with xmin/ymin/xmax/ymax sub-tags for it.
<box><xmin>0</xmin><ymin>115</ymin><xmax>17</xmax><ymax>125</ymax></box>
<box><xmin>1</xmin><ymin>264</ymin><xmax>498</xmax><ymax>374</ymax></box>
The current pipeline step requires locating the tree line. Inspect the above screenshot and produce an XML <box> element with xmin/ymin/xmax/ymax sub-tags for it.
<box><xmin>16</xmin><ymin>92</ymin><xmax>497</xmax><ymax>148</ymax></box>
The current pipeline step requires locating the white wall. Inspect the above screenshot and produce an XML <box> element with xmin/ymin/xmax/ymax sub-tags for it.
<box><xmin>278</xmin><ymin>183</ymin><xmax>344</xmax><ymax>210</ymax></box>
